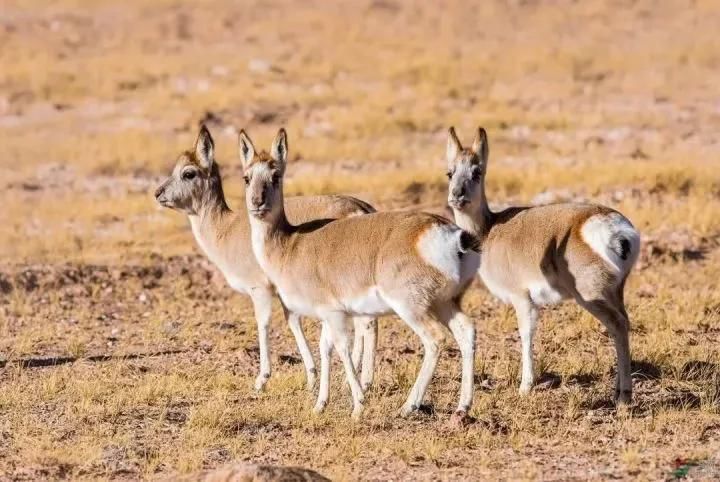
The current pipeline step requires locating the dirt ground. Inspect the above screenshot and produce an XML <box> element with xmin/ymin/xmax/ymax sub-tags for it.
<box><xmin>1</xmin><ymin>0</ymin><xmax>720</xmax><ymax>480</ymax></box>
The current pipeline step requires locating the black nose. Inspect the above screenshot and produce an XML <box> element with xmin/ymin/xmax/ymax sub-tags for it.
<box><xmin>251</xmin><ymin>191</ymin><xmax>266</xmax><ymax>208</ymax></box>
<box><xmin>452</xmin><ymin>185</ymin><xmax>466</xmax><ymax>199</ymax></box>
<box><xmin>155</xmin><ymin>186</ymin><xmax>165</xmax><ymax>199</ymax></box>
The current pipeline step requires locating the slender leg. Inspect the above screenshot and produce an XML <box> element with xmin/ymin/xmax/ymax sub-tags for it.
<box><xmin>386</xmin><ymin>301</ymin><xmax>442</xmax><ymax>416</ymax></box>
<box><xmin>313</xmin><ymin>324</ymin><xmax>333</xmax><ymax>414</ymax></box>
<box><xmin>351</xmin><ymin>316</ymin><xmax>378</xmax><ymax>392</ymax></box>
<box><xmin>351</xmin><ymin>318</ymin><xmax>364</xmax><ymax>373</ymax></box>
<box><xmin>249</xmin><ymin>287</ymin><xmax>274</xmax><ymax>391</ymax></box>
<box><xmin>577</xmin><ymin>297</ymin><xmax>632</xmax><ymax>405</ymax></box>
<box><xmin>512</xmin><ymin>296</ymin><xmax>538</xmax><ymax>395</ymax></box>
<box><xmin>282</xmin><ymin>303</ymin><xmax>316</xmax><ymax>390</ymax></box>
<box><xmin>360</xmin><ymin>317</ymin><xmax>378</xmax><ymax>392</ymax></box>
<box><xmin>438</xmin><ymin>302</ymin><xmax>476</xmax><ymax>415</ymax></box>
<box><xmin>324</xmin><ymin>312</ymin><xmax>365</xmax><ymax>419</ymax></box>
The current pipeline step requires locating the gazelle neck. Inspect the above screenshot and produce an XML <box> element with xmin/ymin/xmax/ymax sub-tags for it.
<box><xmin>248</xmin><ymin>189</ymin><xmax>293</xmax><ymax>275</ymax></box>
<box><xmin>189</xmin><ymin>169</ymin><xmax>232</xmax><ymax>252</ymax></box>
<box><xmin>453</xmin><ymin>186</ymin><xmax>493</xmax><ymax>238</ymax></box>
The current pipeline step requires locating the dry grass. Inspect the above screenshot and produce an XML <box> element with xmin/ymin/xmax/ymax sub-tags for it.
<box><xmin>1</xmin><ymin>0</ymin><xmax>720</xmax><ymax>480</ymax></box>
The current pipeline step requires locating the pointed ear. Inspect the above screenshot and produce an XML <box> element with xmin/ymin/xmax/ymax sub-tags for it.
<box><xmin>238</xmin><ymin>129</ymin><xmax>256</xmax><ymax>170</ymax></box>
<box><xmin>270</xmin><ymin>128</ymin><xmax>288</xmax><ymax>167</ymax></box>
<box><xmin>471</xmin><ymin>127</ymin><xmax>489</xmax><ymax>164</ymax></box>
<box><xmin>195</xmin><ymin>124</ymin><xmax>215</xmax><ymax>169</ymax></box>
<box><xmin>446</xmin><ymin>126</ymin><xmax>462</xmax><ymax>165</ymax></box>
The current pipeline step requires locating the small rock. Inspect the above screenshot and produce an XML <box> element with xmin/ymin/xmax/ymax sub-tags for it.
<box><xmin>248</xmin><ymin>59</ymin><xmax>271</xmax><ymax>73</ymax></box>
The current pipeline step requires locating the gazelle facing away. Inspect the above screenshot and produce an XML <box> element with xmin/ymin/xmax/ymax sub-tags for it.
<box><xmin>445</xmin><ymin>127</ymin><xmax>640</xmax><ymax>404</ymax></box>
<box><xmin>155</xmin><ymin>125</ymin><xmax>378</xmax><ymax>392</ymax></box>
<box><xmin>241</xmin><ymin>128</ymin><xmax>481</xmax><ymax>420</ymax></box>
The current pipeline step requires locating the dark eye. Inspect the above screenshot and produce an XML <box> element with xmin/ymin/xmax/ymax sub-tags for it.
<box><xmin>471</xmin><ymin>169</ymin><xmax>481</xmax><ymax>182</ymax></box>
<box><xmin>182</xmin><ymin>170</ymin><xmax>197</xmax><ymax>181</ymax></box>
<box><xmin>271</xmin><ymin>173</ymin><xmax>281</xmax><ymax>186</ymax></box>
<box><xmin>243</xmin><ymin>175</ymin><xmax>250</xmax><ymax>186</ymax></box>
<box><xmin>446</xmin><ymin>171</ymin><xmax>453</xmax><ymax>179</ymax></box>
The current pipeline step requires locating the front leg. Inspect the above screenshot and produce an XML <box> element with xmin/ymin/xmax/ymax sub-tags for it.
<box><xmin>282</xmin><ymin>303</ymin><xmax>317</xmax><ymax>390</ymax></box>
<box><xmin>249</xmin><ymin>287</ymin><xmax>274</xmax><ymax>391</ymax></box>
<box><xmin>512</xmin><ymin>296</ymin><xmax>538</xmax><ymax>395</ymax></box>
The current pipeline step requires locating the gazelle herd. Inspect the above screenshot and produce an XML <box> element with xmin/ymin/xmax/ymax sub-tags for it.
<box><xmin>156</xmin><ymin>124</ymin><xmax>640</xmax><ymax>421</ymax></box>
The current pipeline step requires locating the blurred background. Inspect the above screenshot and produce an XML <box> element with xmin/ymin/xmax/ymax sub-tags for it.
<box><xmin>1</xmin><ymin>1</ymin><xmax>720</xmax><ymax>480</ymax></box>
<box><xmin>2</xmin><ymin>0</ymin><xmax>718</xmax><ymax>264</ymax></box>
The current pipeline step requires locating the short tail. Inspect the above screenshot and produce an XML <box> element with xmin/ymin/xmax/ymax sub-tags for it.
<box><xmin>582</xmin><ymin>212</ymin><xmax>640</xmax><ymax>277</ymax></box>
<box><xmin>459</xmin><ymin>230</ymin><xmax>481</xmax><ymax>254</ymax></box>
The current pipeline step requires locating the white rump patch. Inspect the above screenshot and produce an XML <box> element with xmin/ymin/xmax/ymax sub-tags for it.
<box><xmin>417</xmin><ymin>225</ymin><xmax>466</xmax><ymax>284</ymax></box>
<box><xmin>581</xmin><ymin>212</ymin><xmax>640</xmax><ymax>275</ymax></box>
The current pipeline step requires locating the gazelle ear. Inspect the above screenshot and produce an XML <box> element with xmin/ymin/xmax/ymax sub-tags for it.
<box><xmin>446</xmin><ymin>126</ymin><xmax>462</xmax><ymax>165</ymax></box>
<box><xmin>270</xmin><ymin>128</ymin><xmax>288</xmax><ymax>167</ymax></box>
<box><xmin>238</xmin><ymin>129</ymin><xmax>256</xmax><ymax>170</ymax></box>
<box><xmin>195</xmin><ymin>125</ymin><xmax>215</xmax><ymax>169</ymax></box>
<box><xmin>471</xmin><ymin>127</ymin><xmax>489</xmax><ymax>165</ymax></box>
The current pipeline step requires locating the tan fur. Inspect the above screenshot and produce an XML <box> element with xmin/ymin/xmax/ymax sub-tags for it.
<box><xmin>243</xmin><ymin>128</ymin><xmax>480</xmax><ymax>419</ymax></box>
<box><xmin>446</xmin><ymin>127</ymin><xmax>640</xmax><ymax>403</ymax></box>
<box><xmin>155</xmin><ymin>125</ymin><xmax>377</xmax><ymax>392</ymax></box>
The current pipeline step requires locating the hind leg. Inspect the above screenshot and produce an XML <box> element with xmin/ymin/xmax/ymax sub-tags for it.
<box><xmin>435</xmin><ymin>301</ymin><xmax>476</xmax><ymax>415</ymax></box>
<box><xmin>351</xmin><ymin>316</ymin><xmax>378</xmax><ymax>392</ymax></box>
<box><xmin>576</xmin><ymin>295</ymin><xmax>632</xmax><ymax>405</ymax></box>
<box><xmin>511</xmin><ymin>296</ymin><xmax>538</xmax><ymax>395</ymax></box>
<box><xmin>324</xmin><ymin>312</ymin><xmax>366</xmax><ymax>419</ymax></box>
<box><xmin>386</xmin><ymin>301</ymin><xmax>442</xmax><ymax>417</ymax></box>
<box><xmin>313</xmin><ymin>324</ymin><xmax>333</xmax><ymax>414</ymax></box>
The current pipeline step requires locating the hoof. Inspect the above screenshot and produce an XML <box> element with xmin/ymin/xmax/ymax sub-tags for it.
<box><xmin>351</xmin><ymin>405</ymin><xmax>364</xmax><ymax>420</ymax></box>
<box><xmin>312</xmin><ymin>400</ymin><xmax>327</xmax><ymax>415</ymax></box>
<box><xmin>398</xmin><ymin>403</ymin><xmax>417</xmax><ymax>418</ymax></box>
<box><xmin>615</xmin><ymin>389</ymin><xmax>632</xmax><ymax>406</ymax></box>
<box><xmin>254</xmin><ymin>373</ymin><xmax>270</xmax><ymax>392</ymax></box>
<box><xmin>449</xmin><ymin>409</ymin><xmax>475</xmax><ymax>428</ymax></box>
<box><xmin>519</xmin><ymin>382</ymin><xmax>533</xmax><ymax>396</ymax></box>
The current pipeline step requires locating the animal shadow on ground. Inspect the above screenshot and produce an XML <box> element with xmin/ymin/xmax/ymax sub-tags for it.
<box><xmin>630</xmin><ymin>359</ymin><xmax>663</xmax><ymax>380</ymax></box>
<box><xmin>564</xmin><ymin>372</ymin><xmax>601</xmax><ymax>387</ymax></box>
<box><xmin>0</xmin><ymin>350</ymin><xmax>186</xmax><ymax>369</ymax></box>
<box><xmin>534</xmin><ymin>371</ymin><xmax>562</xmax><ymax>390</ymax></box>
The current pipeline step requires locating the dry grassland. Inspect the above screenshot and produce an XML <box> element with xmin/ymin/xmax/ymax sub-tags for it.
<box><xmin>1</xmin><ymin>0</ymin><xmax>719</xmax><ymax>480</ymax></box>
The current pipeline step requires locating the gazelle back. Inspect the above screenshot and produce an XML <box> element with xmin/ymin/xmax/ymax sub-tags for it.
<box><xmin>445</xmin><ymin>127</ymin><xmax>640</xmax><ymax>404</ymax></box>
<box><xmin>155</xmin><ymin>126</ymin><xmax>378</xmax><ymax>392</ymax></box>
<box><xmin>241</xmin><ymin>128</ymin><xmax>481</xmax><ymax>421</ymax></box>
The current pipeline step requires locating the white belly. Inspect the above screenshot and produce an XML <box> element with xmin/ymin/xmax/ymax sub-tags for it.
<box><xmin>343</xmin><ymin>286</ymin><xmax>392</xmax><ymax>315</ymax></box>
<box><xmin>276</xmin><ymin>287</ymin><xmax>319</xmax><ymax>318</ymax></box>
<box><xmin>224</xmin><ymin>273</ymin><xmax>251</xmax><ymax>295</ymax></box>
<box><xmin>479</xmin><ymin>271</ymin><xmax>515</xmax><ymax>304</ymax></box>
<box><xmin>277</xmin><ymin>285</ymin><xmax>392</xmax><ymax>319</ymax></box>
<box><xmin>527</xmin><ymin>280</ymin><xmax>565</xmax><ymax>305</ymax></box>
<box><xmin>479</xmin><ymin>265</ymin><xmax>566</xmax><ymax>306</ymax></box>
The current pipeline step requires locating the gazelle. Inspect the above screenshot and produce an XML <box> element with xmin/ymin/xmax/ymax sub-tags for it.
<box><xmin>445</xmin><ymin>127</ymin><xmax>641</xmax><ymax>404</ymax></box>
<box><xmin>155</xmin><ymin>125</ymin><xmax>378</xmax><ymax>392</ymax></box>
<box><xmin>241</xmin><ymin>128</ymin><xmax>481</xmax><ymax>420</ymax></box>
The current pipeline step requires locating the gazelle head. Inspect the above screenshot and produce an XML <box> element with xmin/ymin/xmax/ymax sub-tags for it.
<box><xmin>155</xmin><ymin>125</ymin><xmax>222</xmax><ymax>216</ymax></box>
<box><xmin>445</xmin><ymin>127</ymin><xmax>489</xmax><ymax>211</ymax></box>
<box><xmin>239</xmin><ymin>128</ymin><xmax>288</xmax><ymax>222</ymax></box>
